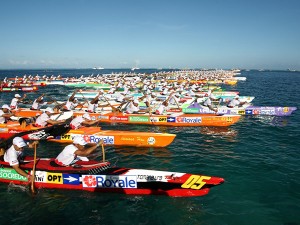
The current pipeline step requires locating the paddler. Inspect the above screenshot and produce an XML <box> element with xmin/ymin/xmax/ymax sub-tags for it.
<box><xmin>34</xmin><ymin>107</ymin><xmax>65</xmax><ymax>127</ymax></box>
<box><xmin>30</xmin><ymin>94</ymin><xmax>53</xmax><ymax>110</ymax></box>
<box><xmin>86</xmin><ymin>89</ymin><xmax>104</xmax><ymax>113</ymax></box>
<box><xmin>0</xmin><ymin>137</ymin><xmax>39</xmax><ymax>182</ymax></box>
<box><xmin>124</xmin><ymin>99</ymin><xmax>142</xmax><ymax>114</ymax></box>
<box><xmin>54</xmin><ymin>136</ymin><xmax>99</xmax><ymax>166</ymax></box>
<box><xmin>10</xmin><ymin>93</ymin><xmax>27</xmax><ymax>110</ymax></box>
<box><xmin>154</xmin><ymin>92</ymin><xmax>175</xmax><ymax>115</ymax></box>
<box><xmin>69</xmin><ymin>113</ymin><xmax>101</xmax><ymax>129</ymax></box>
<box><xmin>0</xmin><ymin>104</ymin><xmax>15</xmax><ymax>124</ymax></box>
<box><xmin>202</xmin><ymin>90</ymin><xmax>219</xmax><ymax>113</ymax></box>
<box><xmin>62</xmin><ymin>89</ymin><xmax>80</xmax><ymax>111</ymax></box>
<box><xmin>227</xmin><ymin>95</ymin><xmax>246</xmax><ymax>108</ymax></box>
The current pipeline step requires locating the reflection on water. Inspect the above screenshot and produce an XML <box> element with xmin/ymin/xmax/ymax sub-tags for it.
<box><xmin>271</xmin><ymin>116</ymin><xmax>290</xmax><ymax>127</ymax></box>
<box><xmin>248</xmin><ymin>115</ymin><xmax>291</xmax><ymax>126</ymax></box>
<box><xmin>7</xmin><ymin>183</ymin><xmax>28</xmax><ymax>193</ymax></box>
<box><xmin>113</xmin><ymin>146</ymin><xmax>172</xmax><ymax>160</ymax></box>
<box><xmin>200</xmin><ymin>126</ymin><xmax>238</xmax><ymax>143</ymax></box>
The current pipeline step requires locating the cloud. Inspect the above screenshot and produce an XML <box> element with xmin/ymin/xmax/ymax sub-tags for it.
<box><xmin>9</xmin><ymin>59</ymin><xmax>33</xmax><ymax>65</ymax></box>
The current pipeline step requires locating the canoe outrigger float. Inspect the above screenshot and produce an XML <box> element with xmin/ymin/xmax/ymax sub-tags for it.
<box><xmin>0</xmin><ymin>156</ymin><xmax>224</xmax><ymax>197</ymax></box>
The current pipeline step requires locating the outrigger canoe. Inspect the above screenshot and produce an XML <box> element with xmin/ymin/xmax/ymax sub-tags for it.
<box><xmin>0</xmin><ymin>86</ymin><xmax>38</xmax><ymax>92</ymax></box>
<box><xmin>49</xmin><ymin>127</ymin><xmax>176</xmax><ymax>147</ymax></box>
<box><xmin>73</xmin><ymin>112</ymin><xmax>241</xmax><ymax>127</ymax></box>
<box><xmin>0</xmin><ymin>122</ymin><xmax>71</xmax><ymax>140</ymax></box>
<box><xmin>0</xmin><ymin>156</ymin><xmax>224</xmax><ymax>197</ymax></box>
<box><xmin>13</xmin><ymin>109</ymin><xmax>241</xmax><ymax>126</ymax></box>
<box><xmin>183</xmin><ymin>103</ymin><xmax>297</xmax><ymax>116</ymax></box>
<box><xmin>0</xmin><ymin>122</ymin><xmax>175</xmax><ymax>147</ymax></box>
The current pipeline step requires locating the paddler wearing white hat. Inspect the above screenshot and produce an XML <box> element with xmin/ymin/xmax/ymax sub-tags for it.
<box><xmin>30</xmin><ymin>94</ymin><xmax>53</xmax><ymax>110</ymax></box>
<box><xmin>69</xmin><ymin>113</ymin><xmax>101</xmax><ymax>130</ymax></box>
<box><xmin>55</xmin><ymin>135</ymin><xmax>100</xmax><ymax>167</ymax></box>
<box><xmin>227</xmin><ymin>95</ymin><xmax>246</xmax><ymax>108</ymax></box>
<box><xmin>34</xmin><ymin>107</ymin><xmax>65</xmax><ymax>127</ymax></box>
<box><xmin>1</xmin><ymin>137</ymin><xmax>39</xmax><ymax>182</ymax></box>
<box><xmin>10</xmin><ymin>93</ymin><xmax>27</xmax><ymax>110</ymax></box>
<box><xmin>0</xmin><ymin>104</ymin><xmax>14</xmax><ymax>124</ymax></box>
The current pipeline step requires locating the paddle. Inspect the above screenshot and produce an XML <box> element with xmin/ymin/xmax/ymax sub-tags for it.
<box><xmin>30</xmin><ymin>142</ymin><xmax>37</xmax><ymax>194</ymax></box>
<box><xmin>96</xmin><ymin>140</ymin><xmax>105</xmax><ymax>162</ymax></box>
<box><xmin>102</xmin><ymin>94</ymin><xmax>120</xmax><ymax>113</ymax></box>
<box><xmin>77</xmin><ymin>89</ymin><xmax>90</xmax><ymax>110</ymax></box>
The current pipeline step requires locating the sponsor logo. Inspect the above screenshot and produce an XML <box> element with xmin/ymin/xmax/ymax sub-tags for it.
<box><xmin>121</xmin><ymin>137</ymin><xmax>135</xmax><ymax>141</ymax></box>
<box><xmin>0</xmin><ymin>168</ymin><xmax>27</xmax><ymax>181</ymax></box>
<box><xmin>176</xmin><ymin>117</ymin><xmax>202</xmax><ymax>123</ymax></box>
<box><xmin>252</xmin><ymin>109</ymin><xmax>259</xmax><ymax>115</ymax></box>
<box><xmin>260</xmin><ymin>109</ymin><xmax>275</xmax><ymax>115</ymax></box>
<box><xmin>245</xmin><ymin>109</ymin><xmax>253</xmax><ymax>115</ymax></box>
<box><xmin>147</xmin><ymin>137</ymin><xmax>156</xmax><ymax>145</ymax></box>
<box><xmin>137</xmin><ymin>175</ymin><xmax>163</xmax><ymax>181</ymax></box>
<box><xmin>167</xmin><ymin>108</ymin><xmax>182</xmax><ymax>112</ymax></box>
<box><xmin>183</xmin><ymin>108</ymin><xmax>199</xmax><ymax>113</ymax></box>
<box><xmin>61</xmin><ymin>134</ymin><xmax>72</xmax><ymax>140</ymax></box>
<box><xmin>87</xmin><ymin>135</ymin><xmax>115</xmax><ymax>145</ymax></box>
<box><xmin>149</xmin><ymin>117</ymin><xmax>167</xmax><ymax>122</ymax></box>
<box><xmin>150</xmin><ymin>117</ymin><xmax>159</xmax><ymax>122</ymax></box>
<box><xmin>109</xmin><ymin>116</ymin><xmax>128</xmax><ymax>121</ymax></box>
<box><xmin>63</xmin><ymin>174</ymin><xmax>80</xmax><ymax>185</ymax></box>
<box><xmin>129</xmin><ymin>116</ymin><xmax>149</xmax><ymax>122</ymax></box>
<box><xmin>167</xmin><ymin>117</ymin><xmax>176</xmax><ymax>122</ymax></box>
<box><xmin>97</xmin><ymin>115</ymin><xmax>109</xmax><ymax>120</ymax></box>
<box><xmin>158</xmin><ymin>117</ymin><xmax>167</xmax><ymax>122</ymax></box>
<box><xmin>82</xmin><ymin>175</ymin><xmax>137</xmax><ymax>188</ymax></box>
<box><xmin>82</xmin><ymin>175</ymin><xmax>97</xmax><ymax>187</ymax></box>
<box><xmin>34</xmin><ymin>171</ymin><xmax>46</xmax><ymax>182</ymax></box>
<box><xmin>47</xmin><ymin>172</ymin><xmax>63</xmax><ymax>184</ymax></box>
<box><xmin>8</xmin><ymin>130</ymin><xmax>19</xmax><ymax>134</ymax></box>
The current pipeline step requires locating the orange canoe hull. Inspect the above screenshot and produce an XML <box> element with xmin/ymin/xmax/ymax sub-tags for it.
<box><xmin>74</xmin><ymin>112</ymin><xmax>241</xmax><ymax>127</ymax></box>
<box><xmin>14</xmin><ymin>109</ymin><xmax>241</xmax><ymax>127</ymax></box>
<box><xmin>48</xmin><ymin>127</ymin><xmax>176</xmax><ymax>147</ymax></box>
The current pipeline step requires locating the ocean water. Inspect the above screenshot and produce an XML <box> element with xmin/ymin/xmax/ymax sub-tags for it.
<box><xmin>0</xmin><ymin>69</ymin><xmax>299</xmax><ymax>225</ymax></box>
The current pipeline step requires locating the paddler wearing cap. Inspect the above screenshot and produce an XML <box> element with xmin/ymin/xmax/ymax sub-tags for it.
<box><xmin>34</xmin><ymin>107</ymin><xmax>65</xmax><ymax>127</ymax></box>
<box><xmin>124</xmin><ymin>98</ymin><xmax>146</xmax><ymax>114</ymax></box>
<box><xmin>86</xmin><ymin>89</ymin><xmax>104</xmax><ymax>113</ymax></box>
<box><xmin>69</xmin><ymin>113</ymin><xmax>101</xmax><ymax>129</ymax></box>
<box><xmin>0</xmin><ymin>104</ymin><xmax>15</xmax><ymax>124</ymax></box>
<box><xmin>154</xmin><ymin>92</ymin><xmax>175</xmax><ymax>115</ymax></box>
<box><xmin>0</xmin><ymin>137</ymin><xmax>39</xmax><ymax>182</ymax></box>
<box><xmin>62</xmin><ymin>89</ymin><xmax>80</xmax><ymax>111</ymax></box>
<box><xmin>55</xmin><ymin>136</ymin><xmax>99</xmax><ymax>166</ymax></box>
<box><xmin>202</xmin><ymin>90</ymin><xmax>220</xmax><ymax>113</ymax></box>
<box><xmin>227</xmin><ymin>95</ymin><xmax>246</xmax><ymax>108</ymax></box>
<box><xmin>10</xmin><ymin>93</ymin><xmax>27</xmax><ymax>110</ymax></box>
<box><xmin>30</xmin><ymin>94</ymin><xmax>53</xmax><ymax>110</ymax></box>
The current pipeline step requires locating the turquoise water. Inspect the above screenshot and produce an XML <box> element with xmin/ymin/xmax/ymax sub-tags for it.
<box><xmin>0</xmin><ymin>69</ymin><xmax>299</xmax><ymax>225</ymax></box>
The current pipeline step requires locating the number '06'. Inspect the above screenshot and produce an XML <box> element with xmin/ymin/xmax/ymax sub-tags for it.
<box><xmin>181</xmin><ymin>175</ymin><xmax>211</xmax><ymax>189</ymax></box>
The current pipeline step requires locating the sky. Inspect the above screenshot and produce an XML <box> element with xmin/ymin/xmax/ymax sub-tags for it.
<box><xmin>0</xmin><ymin>0</ymin><xmax>299</xmax><ymax>70</ymax></box>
